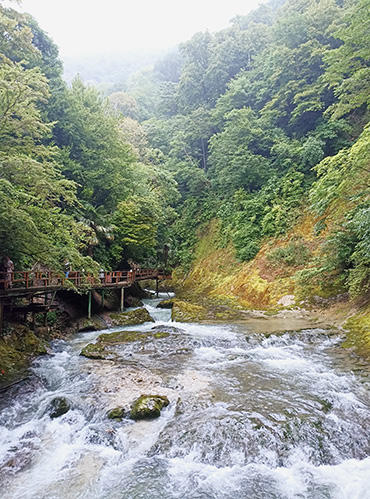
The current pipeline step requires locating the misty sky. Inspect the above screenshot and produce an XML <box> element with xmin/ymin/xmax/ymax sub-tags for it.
<box><xmin>9</xmin><ymin>0</ymin><xmax>267</xmax><ymax>56</ymax></box>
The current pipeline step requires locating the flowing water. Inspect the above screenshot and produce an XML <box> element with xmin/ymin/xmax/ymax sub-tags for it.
<box><xmin>1</xmin><ymin>295</ymin><xmax>370</xmax><ymax>498</ymax></box>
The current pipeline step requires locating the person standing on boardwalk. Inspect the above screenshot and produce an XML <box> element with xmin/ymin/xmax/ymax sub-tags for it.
<box><xmin>4</xmin><ymin>256</ymin><xmax>14</xmax><ymax>289</ymax></box>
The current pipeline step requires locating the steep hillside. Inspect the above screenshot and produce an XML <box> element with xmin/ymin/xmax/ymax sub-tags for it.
<box><xmin>173</xmin><ymin>204</ymin><xmax>370</xmax><ymax>357</ymax></box>
<box><xmin>174</xmin><ymin>216</ymin><xmax>324</xmax><ymax>309</ymax></box>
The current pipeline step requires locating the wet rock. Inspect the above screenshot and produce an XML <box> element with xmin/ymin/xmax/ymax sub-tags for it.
<box><xmin>126</xmin><ymin>282</ymin><xmax>151</xmax><ymax>299</ymax></box>
<box><xmin>151</xmin><ymin>325</ymin><xmax>185</xmax><ymax>334</ymax></box>
<box><xmin>81</xmin><ymin>329</ymin><xmax>171</xmax><ymax>360</ymax></box>
<box><xmin>80</xmin><ymin>343</ymin><xmax>110</xmax><ymax>359</ymax></box>
<box><xmin>171</xmin><ymin>300</ymin><xmax>208</xmax><ymax>322</ymax></box>
<box><xmin>129</xmin><ymin>394</ymin><xmax>170</xmax><ymax>420</ymax></box>
<box><xmin>78</xmin><ymin>317</ymin><xmax>107</xmax><ymax>332</ymax></box>
<box><xmin>107</xmin><ymin>406</ymin><xmax>127</xmax><ymax>421</ymax></box>
<box><xmin>97</xmin><ymin>330</ymin><xmax>151</xmax><ymax>344</ymax></box>
<box><xmin>49</xmin><ymin>396</ymin><xmax>71</xmax><ymax>418</ymax></box>
<box><xmin>156</xmin><ymin>299</ymin><xmax>174</xmax><ymax>309</ymax></box>
<box><xmin>109</xmin><ymin>308</ymin><xmax>154</xmax><ymax>327</ymax></box>
<box><xmin>97</xmin><ymin>329</ymin><xmax>171</xmax><ymax>344</ymax></box>
<box><xmin>125</xmin><ymin>296</ymin><xmax>144</xmax><ymax>308</ymax></box>
<box><xmin>34</xmin><ymin>326</ymin><xmax>51</xmax><ymax>336</ymax></box>
<box><xmin>0</xmin><ymin>328</ymin><xmax>49</xmax><ymax>390</ymax></box>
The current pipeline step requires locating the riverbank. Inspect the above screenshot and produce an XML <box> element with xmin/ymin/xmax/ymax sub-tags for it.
<box><xmin>0</xmin><ymin>285</ymin><xmax>153</xmax><ymax>390</ymax></box>
<box><xmin>1</xmin><ymin>267</ymin><xmax>368</xmax><ymax>392</ymax></box>
<box><xmin>169</xmin><ymin>218</ymin><xmax>370</xmax><ymax>360</ymax></box>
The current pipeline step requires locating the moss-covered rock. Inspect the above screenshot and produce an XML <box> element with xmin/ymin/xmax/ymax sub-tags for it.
<box><xmin>171</xmin><ymin>300</ymin><xmax>209</xmax><ymax>322</ymax></box>
<box><xmin>109</xmin><ymin>308</ymin><xmax>154</xmax><ymax>326</ymax></box>
<box><xmin>80</xmin><ymin>342</ymin><xmax>110</xmax><ymax>359</ymax></box>
<box><xmin>107</xmin><ymin>406</ymin><xmax>127</xmax><ymax>421</ymax></box>
<box><xmin>98</xmin><ymin>328</ymin><xmax>171</xmax><ymax>344</ymax></box>
<box><xmin>151</xmin><ymin>325</ymin><xmax>185</xmax><ymax>335</ymax></box>
<box><xmin>0</xmin><ymin>327</ymin><xmax>49</xmax><ymax>390</ymax></box>
<box><xmin>79</xmin><ymin>317</ymin><xmax>107</xmax><ymax>332</ymax></box>
<box><xmin>81</xmin><ymin>327</ymin><xmax>171</xmax><ymax>360</ymax></box>
<box><xmin>156</xmin><ymin>299</ymin><xmax>175</xmax><ymax>309</ymax></box>
<box><xmin>129</xmin><ymin>394</ymin><xmax>170</xmax><ymax>420</ymax></box>
<box><xmin>0</xmin><ymin>342</ymin><xmax>29</xmax><ymax>388</ymax></box>
<box><xmin>96</xmin><ymin>330</ymin><xmax>149</xmax><ymax>344</ymax></box>
<box><xmin>49</xmin><ymin>396</ymin><xmax>71</xmax><ymax>418</ymax></box>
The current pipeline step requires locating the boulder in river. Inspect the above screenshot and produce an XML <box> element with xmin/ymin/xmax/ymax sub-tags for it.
<box><xmin>125</xmin><ymin>296</ymin><xmax>144</xmax><ymax>308</ymax></box>
<box><xmin>96</xmin><ymin>329</ymin><xmax>167</xmax><ymax>344</ymax></box>
<box><xmin>171</xmin><ymin>300</ymin><xmax>208</xmax><ymax>322</ymax></box>
<box><xmin>156</xmin><ymin>299</ymin><xmax>174</xmax><ymax>309</ymax></box>
<box><xmin>107</xmin><ymin>406</ymin><xmax>127</xmax><ymax>421</ymax></box>
<box><xmin>109</xmin><ymin>307</ymin><xmax>154</xmax><ymax>326</ymax></box>
<box><xmin>151</xmin><ymin>325</ymin><xmax>185</xmax><ymax>335</ymax></box>
<box><xmin>49</xmin><ymin>396</ymin><xmax>71</xmax><ymax>418</ymax></box>
<box><xmin>81</xmin><ymin>328</ymin><xmax>171</xmax><ymax>360</ymax></box>
<box><xmin>80</xmin><ymin>342</ymin><xmax>111</xmax><ymax>359</ymax></box>
<box><xmin>78</xmin><ymin>317</ymin><xmax>107</xmax><ymax>332</ymax></box>
<box><xmin>129</xmin><ymin>394</ymin><xmax>170</xmax><ymax>420</ymax></box>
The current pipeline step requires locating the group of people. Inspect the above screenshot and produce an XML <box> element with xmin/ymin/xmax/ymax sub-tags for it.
<box><xmin>2</xmin><ymin>258</ymin><xmax>141</xmax><ymax>289</ymax></box>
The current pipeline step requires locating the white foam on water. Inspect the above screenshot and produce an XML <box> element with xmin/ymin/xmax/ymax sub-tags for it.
<box><xmin>1</xmin><ymin>316</ymin><xmax>370</xmax><ymax>498</ymax></box>
<box><xmin>194</xmin><ymin>346</ymin><xmax>226</xmax><ymax>362</ymax></box>
<box><xmin>274</xmin><ymin>454</ymin><xmax>370</xmax><ymax>499</ymax></box>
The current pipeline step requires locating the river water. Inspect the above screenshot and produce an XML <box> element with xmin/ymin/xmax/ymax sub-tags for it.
<box><xmin>1</xmin><ymin>295</ymin><xmax>370</xmax><ymax>498</ymax></box>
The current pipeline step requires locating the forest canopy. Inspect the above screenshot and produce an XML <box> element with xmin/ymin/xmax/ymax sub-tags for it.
<box><xmin>0</xmin><ymin>0</ymin><xmax>369</xmax><ymax>298</ymax></box>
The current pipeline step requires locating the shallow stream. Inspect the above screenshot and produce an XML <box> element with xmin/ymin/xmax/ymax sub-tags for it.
<box><xmin>1</xmin><ymin>295</ymin><xmax>370</xmax><ymax>498</ymax></box>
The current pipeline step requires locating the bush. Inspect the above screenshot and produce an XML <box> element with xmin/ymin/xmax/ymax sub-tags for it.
<box><xmin>267</xmin><ymin>241</ymin><xmax>311</xmax><ymax>267</ymax></box>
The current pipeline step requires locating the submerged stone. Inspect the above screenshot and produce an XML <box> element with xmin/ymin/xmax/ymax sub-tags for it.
<box><xmin>129</xmin><ymin>394</ymin><xmax>170</xmax><ymax>420</ymax></box>
<box><xmin>109</xmin><ymin>308</ymin><xmax>155</xmax><ymax>326</ymax></box>
<box><xmin>49</xmin><ymin>396</ymin><xmax>71</xmax><ymax>418</ymax></box>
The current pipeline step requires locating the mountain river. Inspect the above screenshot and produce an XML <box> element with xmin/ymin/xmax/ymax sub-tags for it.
<box><xmin>1</xmin><ymin>295</ymin><xmax>370</xmax><ymax>498</ymax></box>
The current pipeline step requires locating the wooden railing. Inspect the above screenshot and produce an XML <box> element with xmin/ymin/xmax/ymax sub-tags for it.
<box><xmin>0</xmin><ymin>268</ymin><xmax>171</xmax><ymax>291</ymax></box>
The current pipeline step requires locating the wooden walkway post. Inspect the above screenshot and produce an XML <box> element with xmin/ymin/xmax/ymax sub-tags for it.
<box><xmin>88</xmin><ymin>290</ymin><xmax>92</xmax><ymax>319</ymax></box>
<box><xmin>120</xmin><ymin>287</ymin><xmax>124</xmax><ymax>312</ymax></box>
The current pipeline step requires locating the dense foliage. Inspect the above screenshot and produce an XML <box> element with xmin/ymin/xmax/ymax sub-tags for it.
<box><xmin>131</xmin><ymin>0</ymin><xmax>369</xmax><ymax>298</ymax></box>
<box><xmin>1</xmin><ymin>0</ymin><xmax>370</xmax><ymax>300</ymax></box>
<box><xmin>0</xmin><ymin>1</ymin><xmax>175</xmax><ymax>273</ymax></box>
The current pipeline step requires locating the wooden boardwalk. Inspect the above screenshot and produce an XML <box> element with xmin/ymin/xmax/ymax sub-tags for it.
<box><xmin>0</xmin><ymin>269</ymin><xmax>170</xmax><ymax>297</ymax></box>
<box><xmin>0</xmin><ymin>268</ymin><xmax>171</xmax><ymax>332</ymax></box>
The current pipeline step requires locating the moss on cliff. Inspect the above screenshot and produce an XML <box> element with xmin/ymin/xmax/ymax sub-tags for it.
<box><xmin>342</xmin><ymin>306</ymin><xmax>370</xmax><ymax>358</ymax></box>
<box><xmin>173</xmin><ymin>214</ymin><xmax>334</xmax><ymax>311</ymax></box>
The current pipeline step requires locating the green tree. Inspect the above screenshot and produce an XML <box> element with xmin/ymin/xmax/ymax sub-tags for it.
<box><xmin>54</xmin><ymin>76</ymin><xmax>135</xmax><ymax>212</ymax></box>
<box><xmin>109</xmin><ymin>91</ymin><xmax>138</xmax><ymax>119</ymax></box>
<box><xmin>0</xmin><ymin>57</ymin><xmax>89</xmax><ymax>269</ymax></box>
<box><xmin>323</xmin><ymin>0</ymin><xmax>370</xmax><ymax>119</ymax></box>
